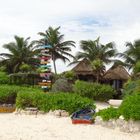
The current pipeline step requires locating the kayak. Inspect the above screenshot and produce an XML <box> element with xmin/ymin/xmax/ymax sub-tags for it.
<box><xmin>71</xmin><ymin>108</ymin><xmax>95</xmax><ymax>124</ymax></box>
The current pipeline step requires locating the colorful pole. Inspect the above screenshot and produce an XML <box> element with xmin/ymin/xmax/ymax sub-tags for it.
<box><xmin>38</xmin><ymin>45</ymin><xmax>52</xmax><ymax>92</ymax></box>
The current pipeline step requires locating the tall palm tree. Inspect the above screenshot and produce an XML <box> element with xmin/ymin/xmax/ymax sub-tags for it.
<box><xmin>118</xmin><ymin>39</ymin><xmax>140</xmax><ymax>70</ymax></box>
<box><xmin>35</xmin><ymin>26</ymin><xmax>75</xmax><ymax>74</ymax></box>
<box><xmin>71</xmin><ymin>37</ymin><xmax>117</xmax><ymax>81</ymax></box>
<box><xmin>0</xmin><ymin>36</ymin><xmax>40</xmax><ymax>73</ymax></box>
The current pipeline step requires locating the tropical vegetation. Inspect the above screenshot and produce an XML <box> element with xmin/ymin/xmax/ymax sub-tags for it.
<box><xmin>35</xmin><ymin>26</ymin><xmax>75</xmax><ymax>74</ymax></box>
<box><xmin>16</xmin><ymin>92</ymin><xmax>95</xmax><ymax>114</ymax></box>
<box><xmin>0</xmin><ymin>36</ymin><xmax>40</xmax><ymax>73</ymax></box>
<box><xmin>71</xmin><ymin>37</ymin><xmax>117</xmax><ymax>82</ymax></box>
<box><xmin>73</xmin><ymin>80</ymin><xmax>114</xmax><ymax>101</ymax></box>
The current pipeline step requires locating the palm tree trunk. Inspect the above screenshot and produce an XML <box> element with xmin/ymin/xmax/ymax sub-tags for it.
<box><xmin>52</xmin><ymin>54</ymin><xmax>57</xmax><ymax>74</ymax></box>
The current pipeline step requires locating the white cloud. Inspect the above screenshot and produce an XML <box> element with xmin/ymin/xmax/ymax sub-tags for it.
<box><xmin>0</xmin><ymin>0</ymin><xmax>140</xmax><ymax>73</ymax></box>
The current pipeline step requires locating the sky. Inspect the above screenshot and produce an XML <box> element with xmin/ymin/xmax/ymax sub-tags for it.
<box><xmin>0</xmin><ymin>0</ymin><xmax>140</xmax><ymax>73</ymax></box>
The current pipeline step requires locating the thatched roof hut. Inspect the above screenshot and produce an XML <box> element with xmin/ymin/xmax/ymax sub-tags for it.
<box><xmin>72</xmin><ymin>59</ymin><xmax>95</xmax><ymax>75</ymax></box>
<box><xmin>72</xmin><ymin>59</ymin><xmax>96</xmax><ymax>81</ymax></box>
<box><xmin>103</xmin><ymin>65</ymin><xmax>130</xmax><ymax>80</ymax></box>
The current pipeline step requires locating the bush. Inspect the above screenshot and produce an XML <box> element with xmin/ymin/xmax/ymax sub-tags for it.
<box><xmin>64</xmin><ymin>71</ymin><xmax>75</xmax><ymax>80</ymax></box>
<box><xmin>95</xmin><ymin>107</ymin><xmax>120</xmax><ymax>121</ymax></box>
<box><xmin>0</xmin><ymin>72</ymin><xmax>9</xmax><ymax>84</ymax></box>
<box><xmin>16</xmin><ymin>92</ymin><xmax>95</xmax><ymax>114</ymax></box>
<box><xmin>51</xmin><ymin>78</ymin><xmax>73</xmax><ymax>93</ymax></box>
<box><xmin>0</xmin><ymin>85</ymin><xmax>20</xmax><ymax>104</ymax></box>
<box><xmin>73</xmin><ymin>80</ymin><xmax>114</xmax><ymax>101</ymax></box>
<box><xmin>123</xmin><ymin>80</ymin><xmax>140</xmax><ymax>97</ymax></box>
<box><xmin>0</xmin><ymin>85</ymin><xmax>41</xmax><ymax>104</ymax></box>
<box><xmin>119</xmin><ymin>92</ymin><xmax>140</xmax><ymax>121</ymax></box>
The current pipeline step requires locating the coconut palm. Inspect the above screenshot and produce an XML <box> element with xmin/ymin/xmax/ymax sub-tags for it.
<box><xmin>90</xmin><ymin>59</ymin><xmax>105</xmax><ymax>83</ymax></box>
<box><xmin>35</xmin><ymin>26</ymin><xmax>75</xmax><ymax>74</ymax></box>
<box><xmin>118</xmin><ymin>39</ymin><xmax>140</xmax><ymax>70</ymax></box>
<box><xmin>71</xmin><ymin>37</ymin><xmax>117</xmax><ymax>81</ymax></box>
<box><xmin>0</xmin><ymin>36</ymin><xmax>40</xmax><ymax>73</ymax></box>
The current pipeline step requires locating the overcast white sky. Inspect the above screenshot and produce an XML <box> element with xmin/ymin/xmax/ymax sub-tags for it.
<box><xmin>0</xmin><ymin>0</ymin><xmax>140</xmax><ymax>73</ymax></box>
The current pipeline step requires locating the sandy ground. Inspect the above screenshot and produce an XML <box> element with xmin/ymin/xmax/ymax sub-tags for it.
<box><xmin>0</xmin><ymin>102</ymin><xmax>139</xmax><ymax>140</ymax></box>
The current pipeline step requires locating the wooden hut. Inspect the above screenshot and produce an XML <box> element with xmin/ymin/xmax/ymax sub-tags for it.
<box><xmin>72</xmin><ymin>59</ymin><xmax>96</xmax><ymax>81</ymax></box>
<box><xmin>103</xmin><ymin>65</ymin><xmax>130</xmax><ymax>90</ymax></box>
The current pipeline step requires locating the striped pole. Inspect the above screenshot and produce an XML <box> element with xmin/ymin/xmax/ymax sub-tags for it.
<box><xmin>38</xmin><ymin>45</ymin><xmax>52</xmax><ymax>92</ymax></box>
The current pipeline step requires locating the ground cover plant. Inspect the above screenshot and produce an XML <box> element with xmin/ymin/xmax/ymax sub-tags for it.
<box><xmin>95</xmin><ymin>107</ymin><xmax>120</xmax><ymax>121</ymax></box>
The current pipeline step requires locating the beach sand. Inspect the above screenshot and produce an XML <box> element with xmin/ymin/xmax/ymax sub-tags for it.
<box><xmin>0</xmin><ymin>113</ymin><xmax>139</xmax><ymax>140</ymax></box>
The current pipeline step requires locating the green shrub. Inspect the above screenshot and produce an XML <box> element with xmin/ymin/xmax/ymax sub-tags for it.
<box><xmin>0</xmin><ymin>72</ymin><xmax>9</xmax><ymax>84</ymax></box>
<box><xmin>64</xmin><ymin>71</ymin><xmax>75</xmax><ymax>80</ymax></box>
<box><xmin>119</xmin><ymin>92</ymin><xmax>140</xmax><ymax>121</ymax></box>
<box><xmin>123</xmin><ymin>80</ymin><xmax>140</xmax><ymax>97</ymax></box>
<box><xmin>134</xmin><ymin>61</ymin><xmax>140</xmax><ymax>74</ymax></box>
<box><xmin>0</xmin><ymin>85</ymin><xmax>41</xmax><ymax>104</ymax></box>
<box><xmin>0</xmin><ymin>85</ymin><xmax>20</xmax><ymax>104</ymax></box>
<box><xmin>95</xmin><ymin>107</ymin><xmax>120</xmax><ymax>121</ymax></box>
<box><xmin>73</xmin><ymin>80</ymin><xmax>114</xmax><ymax>101</ymax></box>
<box><xmin>16</xmin><ymin>92</ymin><xmax>95</xmax><ymax>114</ymax></box>
<box><xmin>51</xmin><ymin>78</ymin><xmax>73</xmax><ymax>93</ymax></box>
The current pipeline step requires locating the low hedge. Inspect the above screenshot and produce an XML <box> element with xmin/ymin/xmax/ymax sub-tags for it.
<box><xmin>73</xmin><ymin>80</ymin><xmax>114</xmax><ymax>101</ymax></box>
<box><xmin>16</xmin><ymin>92</ymin><xmax>95</xmax><ymax>114</ymax></box>
<box><xmin>0</xmin><ymin>85</ymin><xmax>41</xmax><ymax>104</ymax></box>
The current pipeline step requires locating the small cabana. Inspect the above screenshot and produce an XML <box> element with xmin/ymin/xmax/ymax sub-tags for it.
<box><xmin>103</xmin><ymin>65</ymin><xmax>130</xmax><ymax>90</ymax></box>
<box><xmin>72</xmin><ymin>59</ymin><xmax>96</xmax><ymax>82</ymax></box>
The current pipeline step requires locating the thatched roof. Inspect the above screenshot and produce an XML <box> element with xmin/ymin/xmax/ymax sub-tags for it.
<box><xmin>72</xmin><ymin>59</ymin><xmax>95</xmax><ymax>75</ymax></box>
<box><xmin>103</xmin><ymin>65</ymin><xmax>130</xmax><ymax>80</ymax></box>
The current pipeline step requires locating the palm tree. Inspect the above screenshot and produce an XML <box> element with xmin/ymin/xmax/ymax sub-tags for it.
<box><xmin>0</xmin><ymin>36</ymin><xmax>40</xmax><ymax>73</ymax></box>
<box><xmin>35</xmin><ymin>26</ymin><xmax>75</xmax><ymax>74</ymax></box>
<box><xmin>90</xmin><ymin>59</ymin><xmax>105</xmax><ymax>83</ymax></box>
<box><xmin>118</xmin><ymin>39</ymin><xmax>140</xmax><ymax>70</ymax></box>
<box><xmin>71</xmin><ymin>37</ymin><xmax>117</xmax><ymax>81</ymax></box>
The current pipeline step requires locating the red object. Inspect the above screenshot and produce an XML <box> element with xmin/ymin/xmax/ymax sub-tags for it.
<box><xmin>72</xmin><ymin>119</ymin><xmax>93</xmax><ymax>124</ymax></box>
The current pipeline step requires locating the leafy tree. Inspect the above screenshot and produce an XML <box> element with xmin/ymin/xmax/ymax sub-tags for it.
<box><xmin>0</xmin><ymin>36</ymin><xmax>40</xmax><ymax>73</ymax></box>
<box><xmin>35</xmin><ymin>26</ymin><xmax>75</xmax><ymax>74</ymax></box>
<box><xmin>118</xmin><ymin>39</ymin><xmax>140</xmax><ymax>70</ymax></box>
<box><xmin>90</xmin><ymin>59</ymin><xmax>105</xmax><ymax>83</ymax></box>
<box><xmin>71</xmin><ymin>37</ymin><xmax>117</xmax><ymax>81</ymax></box>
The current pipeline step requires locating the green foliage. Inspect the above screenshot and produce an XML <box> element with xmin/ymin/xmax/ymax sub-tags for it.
<box><xmin>36</xmin><ymin>26</ymin><xmax>75</xmax><ymax>74</ymax></box>
<box><xmin>9</xmin><ymin>73</ymin><xmax>40</xmax><ymax>85</ymax></box>
<box><xmin>19</xmin><ymin>63</ymin><xmax>32</xmax><ymax>72</ymax></box>
<box><xmin>16</xmin><ymin>92</ymin><xmax>95</xmax><ymax>114</ymax></box>
<box><xmin>123</xmin><ymin>80</ymin><xmax>140</xmax><ymax>97</ymax></box>
<box><xmin>51</xmin><ymin>78</ymin><xmax>73</xmax><ymax>93</ymax></box>
<box><xmin>73</xmin><ymin>80</ymin><xmax>114</xmax><ymax>101</ymax></box>
<box><xmin>0</xmin><ymin>85</ymin><xmax>41</xmax><ymax>104</ymax></box>
<box><xmin>0</xmin><ymin>85</ymin><xmax>20</xmax><ymax>104</ymax></box>
<box><xmin>119</xmin><ymin>92</ymin><xmax>140</xmax><ymax>121</ymax></box>
<box><xmin>0</xmin><ymin>72</ymin><xmax>9</xmax><ymax>84</ymax></box>
<box><xmin>95</xmin><ymin>107</ymin><xmax>120</xmax><ymax>121</ymax></box>
<box><xmin>0</xmin><ymin>36</ymin><xmax>40</xmax><ymax>73</ymax></box>
<box><xmin>64</xmin><ymin>71</ymin><xmax>75</xmax><ymax>80</ymax></box>
<box><xmin>134</xmin><ymin>61</ymin><xmax>140</xmax><ymax>73</ymax></box>
<box><xmin>96</xmin><ymin>91</ymin><xmax>140</xmax><ymax>121</ymax></box>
